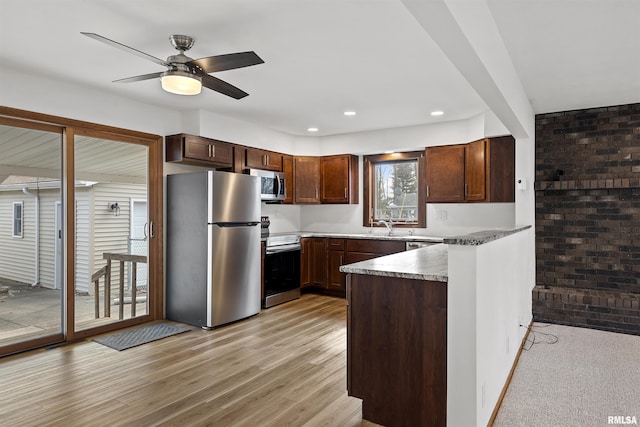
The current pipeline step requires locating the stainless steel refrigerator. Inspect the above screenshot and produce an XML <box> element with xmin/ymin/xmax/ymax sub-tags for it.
<box><xmin>166</xmin><ymin>170</ymin><xmax>261</xmax><ymax>328</ymax></box>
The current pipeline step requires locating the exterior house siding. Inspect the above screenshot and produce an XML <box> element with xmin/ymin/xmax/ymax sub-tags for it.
<box><xmin>90</xmin><ymin>183</ymin><xmax>147</xmax><ymax>294</ymax></box>
<box><xmin>36</xmin><ymin>191</ymin><xmax>61</xmax><ymax>289</ymax></box>
<box><xmin>0</xmin><ymin>194</ymin><xmax>35</xmax><ymax>285</ymax></box>
<box><xmin>75</xmin><ymin>190</ymin><xmax>92</xmax><ymax>293</ymax></box>
<box><xmin>0</xmin><ymin>182</ymin><xmax>145</xmax><ymax>294</ymax></box>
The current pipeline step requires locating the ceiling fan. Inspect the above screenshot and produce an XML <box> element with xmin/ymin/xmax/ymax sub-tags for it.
<box><xmin>81</xmin><ymin>32</ymin><xmax>264</xmax><ymax>99</ymax></box>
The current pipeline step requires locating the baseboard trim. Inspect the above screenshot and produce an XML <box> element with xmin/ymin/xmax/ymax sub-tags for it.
<box><xmin>487</xmin><ymin>320</ymin><xmax>533</xmax><ymax>427</ymax></box>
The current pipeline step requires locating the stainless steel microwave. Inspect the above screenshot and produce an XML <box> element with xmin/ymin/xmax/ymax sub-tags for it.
<box><xmin>249</xmin><ymin>169</ymin><xmax>286</xmax><ymax>201</ymax></box>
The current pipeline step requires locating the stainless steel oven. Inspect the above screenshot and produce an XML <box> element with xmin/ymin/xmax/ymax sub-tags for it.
<box><xmin>263</xmin><ymin>234</ymin><xmax>301</xmax><ymax>308</ymax></box>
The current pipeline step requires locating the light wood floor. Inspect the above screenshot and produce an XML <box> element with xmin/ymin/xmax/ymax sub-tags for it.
<box><xmin>0</xmin><ymin>294</ymin><xmax>375</xmax><ymax>427</ymax></box>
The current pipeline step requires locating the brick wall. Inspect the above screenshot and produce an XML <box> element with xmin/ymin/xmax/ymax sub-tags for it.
<box><xmin>534</xmin><ymin>103</ymin><xmax>640</xmax><ymax>335</ymax></box>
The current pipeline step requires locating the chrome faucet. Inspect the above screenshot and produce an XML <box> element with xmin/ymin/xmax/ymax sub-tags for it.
<box><xmin>377</xmin><ymin>219</ymin><xmax>394</xmax><ymax>236</ymax></box>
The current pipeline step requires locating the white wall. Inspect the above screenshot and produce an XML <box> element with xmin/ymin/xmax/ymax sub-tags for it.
<box><xmin>447</xmin><ymin>229</ymin><xmax>532</xmax><ymax>426</ymax></box>
<box><xmin>185</xmin><ymin>110</ymin><xmax>297</xmax><ymax>155</ymax></box>
<box><xmin>0</xmin><ymin>67</ymin><xmax>181</xmax><ymax>136</ymax></box>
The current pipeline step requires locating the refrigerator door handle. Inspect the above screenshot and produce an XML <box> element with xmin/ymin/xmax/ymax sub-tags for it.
<box><xmin>215</xmin><ymin>222</ymin><xmax>260</xmax><ymax>227</ymax></box>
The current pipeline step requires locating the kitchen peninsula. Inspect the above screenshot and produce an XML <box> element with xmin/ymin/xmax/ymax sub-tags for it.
<box><xmin>340</xmin><ymin>226</ymin><xmax>532</xmax><ymax>427</ymax></box>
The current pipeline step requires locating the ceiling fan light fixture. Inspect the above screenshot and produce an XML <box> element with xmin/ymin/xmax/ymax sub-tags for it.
<box><xmin>161</xmin><ymin>71</ymin><xmax>202</xmax><ymax>95</ymax></box>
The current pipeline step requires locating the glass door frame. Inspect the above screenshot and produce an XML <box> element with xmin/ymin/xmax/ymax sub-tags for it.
<box><xmin>0</xmin><ymin>106</ymin><xmax>163</xmax><ymax>354</ymax></box>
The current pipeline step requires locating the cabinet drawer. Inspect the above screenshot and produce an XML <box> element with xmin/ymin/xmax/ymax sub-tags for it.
<box><xmin>345</xmin><ymin>252</ymin><xmax>378</xmax><ymax>264</ymax></box>
<box><xmin>327</xmin><ymin>238</ymin><xmax>346</xmax><ymax>250</ymax></box>
<box><xmin>346</xmin><ymin>239</ymin><xmax>405</xmax><ymax>255</ymax></box>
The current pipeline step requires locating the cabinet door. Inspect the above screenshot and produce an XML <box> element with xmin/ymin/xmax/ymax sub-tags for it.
<box><xmin>294</xmin><ymin>156</ymin><xmax>321</xmax><ymax>204</ymax></box>
<box><xmin>165</xmin><ymin>134</ymin><xmax>233</xmax><ymax>168</ymax></box>
<box><xmin>183</xmin><ymin>136</ymin><xmax>211</xmax><ymax>161</ymax></box>
<box><xmin>246</xmin><ymin>147</ymin><xmax>282</xmax><ymax>171</ymax></box>
<box><xmin>487</xmin><ymin>136</ymin><xmax>515</xmax><ymax>202</ymax></box>
<box><xmin>282</xmin><ymin>154</ymin><xmax>294</xmax><ymax>204</ymax></box>
<box><xmin>425</xmin><ymin>145</ymin><xmax>465</xmax><ymax>202</ymax></box>
<box><xmin>327</xmin><ymin>250</ymin><xmax>346</xmax><ymax>292</ymax></box>
<box><xmin>465</xmin><ymin>139</ymin><xmax>487</xmax><ymax>201</ymax></box>
<box><xmin>321</xmin><ymin>154</ymin><xmax>358</xmax><ymax>204</ymax></box>
<box><xmin>300</xmin><ymin>238</ymin><xmax>312</xmax><ymax>288</ymax></box>
<box><xmin>185</xmin><ymin>136</ymin><xmax>233</xmax><ymax>166</ymax></box>
<box><xmin>311</xmin><ymin>237</ymin><xmax>327</xmax><ymax>287</ymax></box>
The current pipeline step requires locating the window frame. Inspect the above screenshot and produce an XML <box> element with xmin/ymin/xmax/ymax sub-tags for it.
<box><xmin>363</xmin><ymin>151</ymin><xmax>426</xmax><ymax>228</ymax></box>
<box><xmin>12</xmin><ymin>200</ymin><xmax>24</xmax><ymax>238</ymax></box>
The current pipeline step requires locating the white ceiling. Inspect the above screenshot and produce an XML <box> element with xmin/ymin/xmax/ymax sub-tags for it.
<box><xmin>0</xmin><ymin>0</ymin><xmax>638</xmax><ymax>137</ymax></box>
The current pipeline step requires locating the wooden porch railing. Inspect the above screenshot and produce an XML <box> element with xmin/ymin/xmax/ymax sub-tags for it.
<box><xmin>91</xmin><ymin>253</ymin><xmax>147</xmax><ymax>319</ymax></box>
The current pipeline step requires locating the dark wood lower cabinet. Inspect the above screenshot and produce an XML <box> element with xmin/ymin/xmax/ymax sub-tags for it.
<box><xmin>327</xmin><ymin>250</ymin><xmax>345</xmax><ymax>292</ymax></box>
<box><xmin>347</xmin><ymin>273</ymin><xmax>447</xmax><ymax>427</ymax></box>
<box><xmin>301</xmin><ymin>238</ymin><xmax>405</xmax><ymax>298</ymax></box>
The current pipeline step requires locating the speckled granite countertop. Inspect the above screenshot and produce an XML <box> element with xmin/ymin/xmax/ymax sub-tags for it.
<box><xmin>339</xmin><ymin>243</ymin><xmax>448</xmax><ymax>282</ymax></box>
<box><xmin>337</xmin><ymin>226</ymin><xmax>532</xmax><ymax>281</ymax></box>
<box><xmin>298</xmin><ymin>232</ymin><xmax>444</xmax><ymax>243</ymax></box>
<box><xmin>443</xmin><ymin>225</ymin><xmax>531</xmax><ymax>246</ymax></box>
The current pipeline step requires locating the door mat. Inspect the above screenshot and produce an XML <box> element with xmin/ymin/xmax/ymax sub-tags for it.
<box><xmin>93</xmin><ymin>322</ymin><xmax>192</xmax><ymax>351</ymax></box>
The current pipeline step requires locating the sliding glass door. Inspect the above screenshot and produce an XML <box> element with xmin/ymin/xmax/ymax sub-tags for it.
<box><xmin>0</xmin><ymin>109</ymin><xmax>162</xmax><ymax>355</ymax></box>
<box><xmin>0</xmin><ymin>120</ymin><xmax>64</xmax><ymax>350</ymax></box>
<box><xmin>73</xmin><ymin>133</ymin><xmax>151</xmax><ymax>332</ymax></box>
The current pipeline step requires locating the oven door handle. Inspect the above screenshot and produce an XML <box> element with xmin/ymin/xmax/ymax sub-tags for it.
<box><xmin>265</xmin><ymin>244</ymin><xmax>301</xmax><ymax>255</ymax></box>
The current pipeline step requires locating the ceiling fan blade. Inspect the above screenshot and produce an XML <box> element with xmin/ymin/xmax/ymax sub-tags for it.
<box><xmin>113</xmin><ymin>72</ymin><xmax>164</xmax><ymax>83</ymax></box>
<box><xmin>81</xmin><ymin>32</ymin><xmax>168</xmax><ymax>67</ymax></box>
<box><xmin>189</xmin><ymin>51</ymin><xmax>264</xmax><ymax>73</ymax></box>
<box><xmin>201</xmin><ymin>74</ymin><xmax>249</xmax><ymax>99</ymax></box>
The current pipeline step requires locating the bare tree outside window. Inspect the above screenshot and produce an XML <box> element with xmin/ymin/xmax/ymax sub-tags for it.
<box><xmin>374</xmin><ymin>161</ymin><xmax>417</xmax><ymax>221</ymax></box>
<box><xmin>363</xmin><ymin>151</ymin><xmax>426</xmax><ymax>228</ymax></box>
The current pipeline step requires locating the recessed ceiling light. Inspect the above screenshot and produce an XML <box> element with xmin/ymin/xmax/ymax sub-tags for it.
<box><xmin>307</xmin><ymin>127</ymin><xmax>319</xmax><ymax>132</ymax></box>
<box><xmin>384</xmin><ymin>150</ymin><xmax>395</xmax><ymax>154</ymax></box>
<box><xmin>344</xmin><ymin>111</ymin><xmax>356</xmax><ymax>116</ymax></box>
<box><xmin>430</xmin><ymin>111</ymin><xmax>444</xmax><ymax>116</ymax></box>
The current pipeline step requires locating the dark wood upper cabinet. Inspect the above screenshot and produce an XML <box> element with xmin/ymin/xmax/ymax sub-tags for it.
<box><xmin>426</xmin><ymin>136</ymin><xmax>514</xmax><ymax>203</ymax></box>
<box><xmin>294</xmin><ymin>156</ymin><xmax>321</xmax><ymax>204</ymax></box>
<box><xmin>282</xmin><ymin>154</ymin><xmax>294</xmax><ymax>204</ymax></box>
<box><xmin>165</xmin><ymin>134</ymin><xmax>233</xmax><ymax>168</ymax></box>
<box><xmin>245</xmin><ymin>147</ymin><xmax>283</xmax><ymax>172</ymax></box>
<box><xmin>465</xmin><ymin>139</ymin><xmax>487</xmax><ymax>201</ymax></box>
<box><xmin>425</xmin><ymin>144</ymin><xmax>466</xmax><ymax>202</ymax></box>
<box><xmin>485</xmin><ymin>135</ymin><xmax>516</xmax><ymax>202</ymax></box>
<box><xmin>320</xmin><ymin>154</ymin><xmax>359</xmax><ymax>204</ymax></box>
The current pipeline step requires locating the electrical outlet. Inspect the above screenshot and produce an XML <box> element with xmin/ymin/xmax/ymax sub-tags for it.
<box><xmin>436</xmin><ymin>210</ymin><xmax>448</xmax><ymax>221</ymax></box>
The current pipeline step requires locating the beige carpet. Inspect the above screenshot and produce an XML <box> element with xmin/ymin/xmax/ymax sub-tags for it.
<box><xmin>494</xmin><ymin>323</ymin><xmax>640</xmax><ymax>427</ymax></box>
